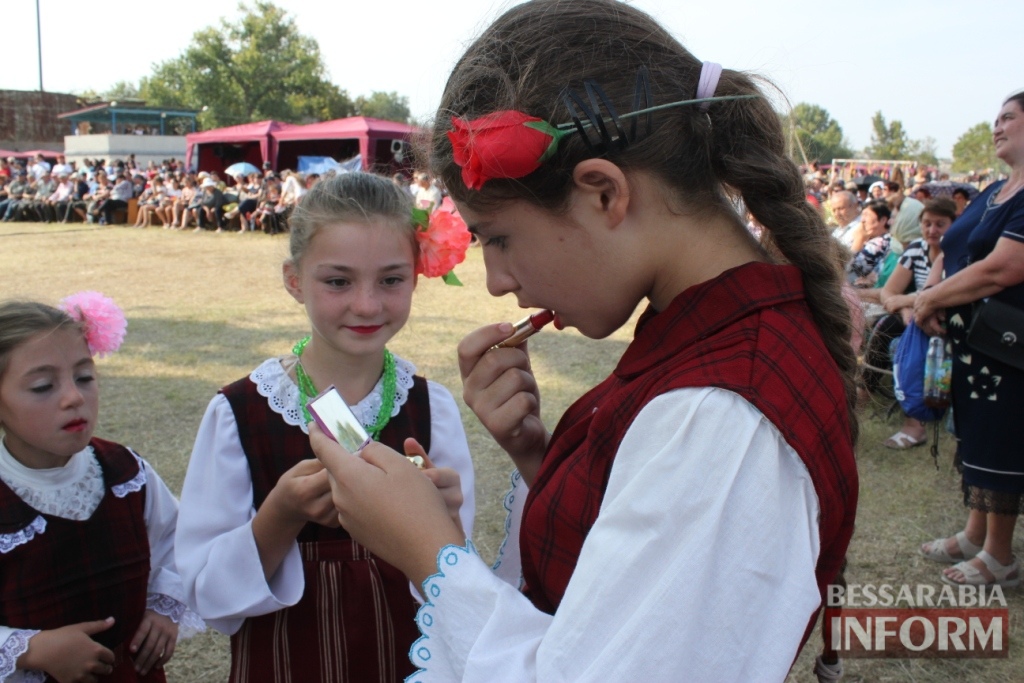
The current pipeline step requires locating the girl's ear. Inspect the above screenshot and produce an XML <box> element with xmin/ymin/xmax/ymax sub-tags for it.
<box><xmin>571</xmin><ymin>159</ymin><xmax>629</xmax><ymax>229</ymax></box>
<box><xmin>282</xmin><ymin>261</ymin><xmax>304</xmax><ymax>304</ymax></box>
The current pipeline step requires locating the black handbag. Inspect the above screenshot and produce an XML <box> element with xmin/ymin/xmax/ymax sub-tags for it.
<box><xmin>966</xmin><ymin>298</ymin><xmax>1024</xmax><ymax>371</ymax></box>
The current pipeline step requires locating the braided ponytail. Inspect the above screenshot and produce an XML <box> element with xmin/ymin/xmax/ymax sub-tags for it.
<box><xmin>708</xmin><ymin>72</ymin><xmax>859</xmax><ymax>445</ymax></box>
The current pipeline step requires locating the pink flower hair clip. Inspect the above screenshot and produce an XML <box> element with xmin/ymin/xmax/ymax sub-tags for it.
<box><xmin>59</xmin><ymin>291</ymin><xmax>127</xmax><ymax>357</ymax></box>
<box><xmin>412</xmin><ymin>206</ymin><xmax>473</xmax><ymax>286</ymax></box>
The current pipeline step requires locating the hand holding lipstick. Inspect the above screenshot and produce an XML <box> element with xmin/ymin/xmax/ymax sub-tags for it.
<box><xmin>492</xmin><ymin>309</ymin><xmax>555</xmax><ymax>349</ymax></box>
<box><xmin>459</xmin><ymin>320</ymin><xmax>552</xmax><ymax>486</ymax></box>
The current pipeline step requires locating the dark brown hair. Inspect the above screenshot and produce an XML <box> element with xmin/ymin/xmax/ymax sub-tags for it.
<box><xmin>921</xmin><ymin>197</ymin><xmax>958</xmax><ymax>222</ymax></box>
<box><xmin>863</xmin><ymin>200</ymin><xmax>891</xmax><ymax>224</ymax></box>
<box><xmin>1003</xmin><ymin>90</ymin><xmax>1024</xmax><ymax>112</ymax></box>
<box><xmin>430</xmin><ymin>0</ymin><xmax>858</xmax><ymax>443</ymax></box>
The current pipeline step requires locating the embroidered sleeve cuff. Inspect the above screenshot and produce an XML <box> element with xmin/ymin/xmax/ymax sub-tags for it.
<box><xmin>491</xmin><ymin>470</ymin><xmax>526</xmax><ymax>589</ymax></box>
<box><xmin>0</xmin><ymin>629</ymin><xmax>41</xmax><ymax>681</ymax></box>
<box><xmin>146</xmin><ymin>594</ymin><xmax>207</xmax><ymax>640</ymax></box>
<box><xmin>409</xmin><ymin>541</ymin><xmax>481</xmax><ymax>682</ymax></box>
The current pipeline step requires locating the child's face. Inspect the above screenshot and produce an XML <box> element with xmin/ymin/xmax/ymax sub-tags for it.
<box><xmin>0</xmin><ymin>328</ymin><xmax>97</xmax><ymax>467</ymax></box>
<box><xmin>456</xmin><ymin>197</ymin><xmax>644</xmax><ymax>339</ymax></box>
<box><xmin>285</xmin><ymin>220</ymin><xmax>417</xmax><ymax>359</ymax></box>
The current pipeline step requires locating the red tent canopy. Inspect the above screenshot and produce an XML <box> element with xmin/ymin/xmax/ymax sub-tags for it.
<box><xmin>185</xmin><ymin>120</ymin><xmax>298</xmax><ymax>175</ymax></box>
<box><xmin>5</xmin><ymin>149</ymin><xmax>62</xmax><ymax>161</ymax></box>
<box><xmin>271</xmin><ymin>117</ymin><xmax>419</xmax><ymax>173</ymax></box>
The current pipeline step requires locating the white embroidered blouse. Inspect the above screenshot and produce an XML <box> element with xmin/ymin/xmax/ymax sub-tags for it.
<box><xmin>408</xmin><ymin>387</ymin><xmax>822</xmax><ymax>682</ymax></box>
<box><xmin>176</xmin><ymin>355</ymin><xmax>476</xmax><ymax>636</ymax></box>
<box><xmin>0</xmin><ymin>440</ymin><xmax>203</xmax><ymax>682</ymax></box>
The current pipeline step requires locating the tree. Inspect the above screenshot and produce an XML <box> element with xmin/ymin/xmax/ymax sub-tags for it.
<box><xmin>866</xmin><ymin>111</ymin><xmax>909</xmax><ymax>159</ymax></box>
<box><xmin>906</xmin><ymin>136</ymin><xmax>939</xmax><ymax>167</ymax></box>
<box><xmin>104</xmin><ymin>81</ymin><xmax>141</xmax><ymax>101</ymax></box>
<box><xmin>782</xmin><ymin>103</ymin><xmax>853</xmax><ymax>165</ymax></box>
<box><xmin>353</xmin><ymin>91</ymin><xmax>411</xmax><ymax>123</ymax></box>
<box><xmin>951</xmin><ymin>122</ymin><xmax>1009</xmax><ymax>175</ymax></box>
<box><xmin>138</xmin><ymin>1</ymin><xmax>352</xmax><ymax>128</ymax></box>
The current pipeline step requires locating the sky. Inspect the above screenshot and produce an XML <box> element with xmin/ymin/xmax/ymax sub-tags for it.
<box><xmin>3</xmin><ymin>0</ymin><xmax>1019</xmax><ymax>159</ymax></box>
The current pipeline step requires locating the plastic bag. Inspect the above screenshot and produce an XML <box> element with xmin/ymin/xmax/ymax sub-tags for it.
<box><xmin>892</xmin><ymin>319</ymin><xmax>947</xmax><ymax>423</ymax></box>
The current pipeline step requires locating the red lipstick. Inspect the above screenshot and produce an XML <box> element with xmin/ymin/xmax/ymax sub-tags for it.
<box><xmin>494</xmin><ymin>309</ymin><xmax>556</xmax><ymax>349</ymax></box>
<box><xmin>348</xmin><ymin>325</ymin><xmax>383</xmax><ymax>335</ymax></box>
<box><xmin>63</xmin><ymin>419</ymin><xmax>88</xmax><ymax>432</ymax></box>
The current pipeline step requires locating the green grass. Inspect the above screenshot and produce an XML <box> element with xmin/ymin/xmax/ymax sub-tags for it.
<box><xmin>1</xmin><ymin>222</ymin><xmax>1020</xmax><ymax>681</ymax></box>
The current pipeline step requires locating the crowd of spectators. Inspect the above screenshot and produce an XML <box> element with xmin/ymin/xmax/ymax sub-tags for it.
<box><xmin>0</xmin><ymin>154</ymin><xmax>352</xmax><ymax>232</ymax></box>
<box><xmin>0</xmin><ymin>154</ymin><xmax>450</xmax><ymax>235</ymax></box>
<box><xmin>790</xmin><ymin>162</ymin><xmax>1004</xmax><ymax>453</ymax></box>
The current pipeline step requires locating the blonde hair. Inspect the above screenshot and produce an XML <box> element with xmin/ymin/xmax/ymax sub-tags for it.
<box><xmin>286</xmin><ymin>172</ymin><xmax>417</xmax><ymax>267</ymax></box>
<box><xmin>0</xmin><ymin>301</ymin><xmax>81</xmax><ymax>379</ymax></box>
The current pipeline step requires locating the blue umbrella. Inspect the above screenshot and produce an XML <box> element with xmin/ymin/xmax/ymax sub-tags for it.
<box><xmin>224</xmin><ymin>161</ymin><xmax>261</xmax><ymax>178</ymax></box>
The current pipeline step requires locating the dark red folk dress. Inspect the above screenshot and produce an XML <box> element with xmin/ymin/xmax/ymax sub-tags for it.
<box><xmin>219</xmin><ymin>375</ymin><xmax>433</xmax><ymax>683</ymax></box>
<box><xmin>0</xmin><ymin>438</ymin><xmax>164</xmax><ymax>683</ymax></box>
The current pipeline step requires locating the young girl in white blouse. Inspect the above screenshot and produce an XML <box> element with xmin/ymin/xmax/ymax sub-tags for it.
<box><xmin>176</xmin><ymin>172</ymin><xmax>475</xmax><ymax>682</ymax></box>
<box><xmin>0</xmin><ymin>293</ymin><xmax>201</xmax><ymax>682</ymax></box>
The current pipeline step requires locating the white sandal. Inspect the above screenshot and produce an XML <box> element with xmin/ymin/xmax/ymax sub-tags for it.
<box><xmin>942</xmin><ymin>550</ymin><xmax>1020</xmax><ymax>588</ymax></box>
<box><xmin>883</xmin><ymin>430</ymin><xmax>926</xmax><ymax>449</ymax></box>
<box><xmin>920</xmin><ymin>531</ymin><xmax>982</xmax><ymax>563</ymax></box>
<box><xmin>813</xmin><ymin>654</ymin><xmax>843</xmax><ymax>682</ymax></box>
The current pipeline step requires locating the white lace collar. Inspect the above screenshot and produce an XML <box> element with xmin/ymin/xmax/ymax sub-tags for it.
<box><xmin>0</xmin><ymin>440</ymin><xmax>146</xmax><ymax>530</ymax></box>
<box><xmin>251</xmin><ymin>354</ymin><xmax>417</xmax><ymax>434</ymax></box>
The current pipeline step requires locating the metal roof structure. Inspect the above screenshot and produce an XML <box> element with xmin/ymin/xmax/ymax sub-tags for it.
<box><xmin>57</xmin><ymin>101</ymin><xmax>200</xmax><ymax>134</ymax></box>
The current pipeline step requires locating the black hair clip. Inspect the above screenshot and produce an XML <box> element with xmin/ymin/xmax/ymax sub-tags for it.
<box><xmin>560</xmin><ymin>67</ymin><xmax>653</xmax><ymax>155</ymax></box>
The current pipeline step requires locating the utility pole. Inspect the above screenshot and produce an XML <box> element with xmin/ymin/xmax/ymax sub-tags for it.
<box><xmin>36</xmin><ymin>0</ymin><xmax>44</xmax><ymax>91</ymax></box>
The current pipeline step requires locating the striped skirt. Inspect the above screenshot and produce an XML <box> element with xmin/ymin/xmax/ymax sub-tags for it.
<box><xmin>229</xmin><ymin>539</ymin><xmax>420</xmax><ymax>682</ymax></box>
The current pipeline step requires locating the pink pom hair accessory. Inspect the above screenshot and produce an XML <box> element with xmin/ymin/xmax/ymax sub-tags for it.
<box><xmin>58</xmin><ymin>291</ymin><xmax>127</xmax><ymax>357</ymax></box>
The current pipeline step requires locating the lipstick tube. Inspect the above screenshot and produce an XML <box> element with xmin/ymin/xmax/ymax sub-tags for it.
<box><xmin>493</xmin><ymin>309</ymin><xmax>555</xmax><ymax>349</ymax></box>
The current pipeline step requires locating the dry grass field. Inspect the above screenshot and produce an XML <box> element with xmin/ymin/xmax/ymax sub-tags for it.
<box><xmin>1</xmin><ymin>222</ymin><xmax>1021</xmax><ymax>682</ymax></box>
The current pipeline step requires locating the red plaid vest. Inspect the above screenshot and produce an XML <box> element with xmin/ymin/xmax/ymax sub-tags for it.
<box><xmin>219</xmin><ymin>371</ymin><xmax>431</xmax><ymax>682</ymax></box>
<box><xmin>0</xmin><ymin>438</ymin><xmax>162</xmax><ymax>683</ymax></box>
<box><xmin>520</xmin><ymin>263</ymin><xmax>857</xmax><ymax>634</ymax></box>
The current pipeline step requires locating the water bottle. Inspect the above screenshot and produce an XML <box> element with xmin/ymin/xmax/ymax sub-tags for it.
<box><xmin>923</xmin><ymin>336</ymin><xmax>951</xmax><ymax>410</ymax></box>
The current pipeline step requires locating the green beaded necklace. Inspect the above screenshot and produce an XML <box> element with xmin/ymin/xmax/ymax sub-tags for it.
<box><xmin>292</xmin><ymin>336</ymin><xmax>397</xmax><ymax>441</ymax></box>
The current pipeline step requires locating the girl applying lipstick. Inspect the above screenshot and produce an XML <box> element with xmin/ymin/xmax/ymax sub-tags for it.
<box><xmin>310</xmin><ymin>3</ymin><xmax>858</xmax><ymax>682</ymax></box>
<box><xmin>176</xmin><ymin>172</ymin><xmax>476</xmax><ymax>682</ymax></box>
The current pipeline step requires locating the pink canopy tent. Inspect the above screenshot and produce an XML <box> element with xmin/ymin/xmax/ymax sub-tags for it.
<box><xmin>271</xmin><ymin>117</ymin><xmax>419</xmax><ymax>173</ymax></box>
<box><xmin>185</xmin><ymin>120</ymin><xmax>298</xmax><ymax>175</ymax></box>
<box><xmin>5</xmin><ymin>149</ymin><xmax>62</xmax><ymax>161</ymax></box>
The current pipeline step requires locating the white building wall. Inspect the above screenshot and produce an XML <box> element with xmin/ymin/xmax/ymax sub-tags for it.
<box><xmin>64</xmin><ymin>134</ymin><xmax>187</xmax><ymax>168</ymax></box>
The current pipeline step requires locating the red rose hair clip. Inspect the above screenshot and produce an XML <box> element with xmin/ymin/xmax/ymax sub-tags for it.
<box><xmin>447</xmin><ymin>65</ymin><xmax>757</xmax><ymax>190</ymax></box>
<box><xmin>448</xmin><ymin>111</ymin><xmax>572</xmax><ymax>191</ymax></box>
<box><xmin>412</xmin><ymin>205</ymin><xmax>473</xmax><ymax>285</ymax></box>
